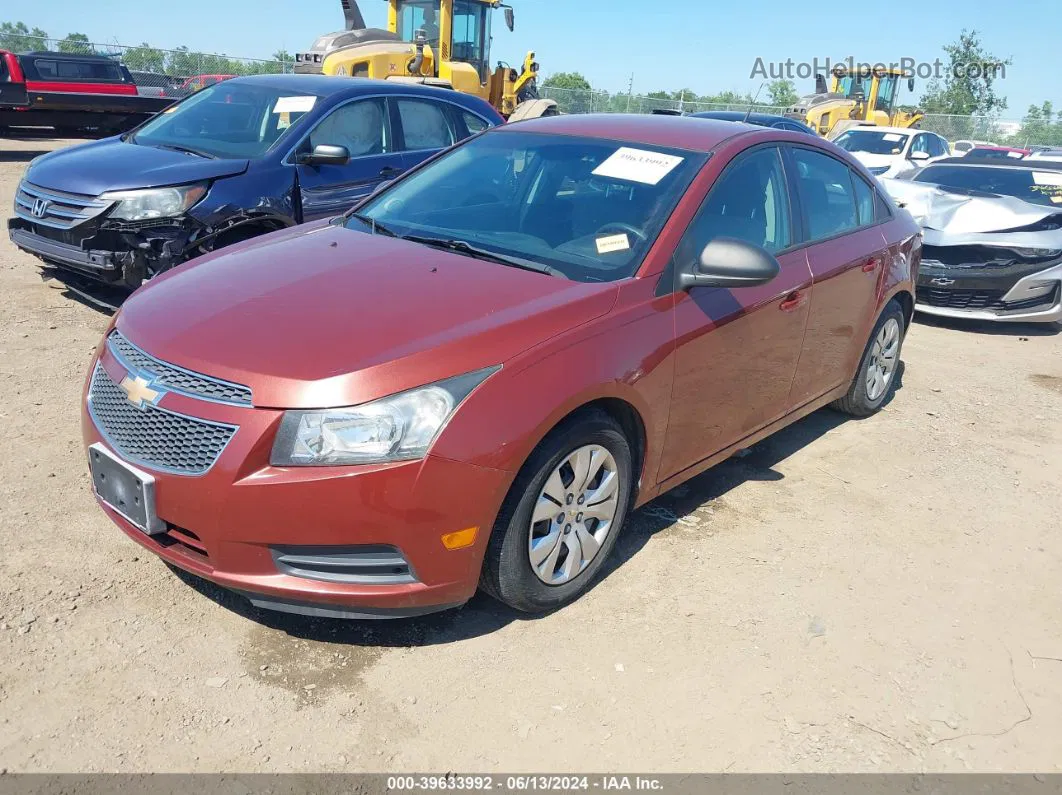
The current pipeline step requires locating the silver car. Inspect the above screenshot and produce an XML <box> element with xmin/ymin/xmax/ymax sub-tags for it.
<box><xmin>883</xmin><ymin>157</ymin><xmax>1062</xmax><ymax>324</ymax></box>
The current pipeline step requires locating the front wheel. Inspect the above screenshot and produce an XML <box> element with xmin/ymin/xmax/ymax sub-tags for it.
<box><xmin>480</xmin><ymin>409</ymin><xmax>633</xmax><ymax>613</ymax></box>
<box><xmin>831</xmin><ymin>301</ymin><xmax>906</xmax><ymax>416</ymax></box>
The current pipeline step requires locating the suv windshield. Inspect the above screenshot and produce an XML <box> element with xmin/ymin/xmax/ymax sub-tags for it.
<box><xmin>350</xmin><ymin>130</ymin><xmax>705</xmax><ymax>282</ymax></box>
<box><xmin>914</xmin><ymin>164</ymin><xmax>1062</xmax><ymax>207</ymax></box>
<box><xmin>834</xmin><ymin>129</ymin><xmax>910</xmax><ymax>155</ymax></box>
<box><xmin>131</xmin><ymin>82</ymin><xmax>318</xmax><ymax>159</ymax></box>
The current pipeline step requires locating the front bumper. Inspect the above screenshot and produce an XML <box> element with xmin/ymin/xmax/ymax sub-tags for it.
<box><xmin>915</xmin><ymin>259</ymin><xmax>1062</xmax><ymax>324</ymax></box>
<box><xmin>8</xmin><ymin>215</ymin><xmax>196</xmax><ymax>289</ymax></box>
<box><xmin>81</xmin><ymin>344</ymin><xmax>513</xmax><ymax>619</ymax></box>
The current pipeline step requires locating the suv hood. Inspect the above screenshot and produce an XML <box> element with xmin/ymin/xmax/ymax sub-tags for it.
<box><xmin>26</xmin><ymin>137</ymin><xmax>248</xmax><ymax>196</ymax></box>
<box><xmin>116</xmin><ymin>222</ymin><xmax>618</xmax><ymax>409</ymax></box>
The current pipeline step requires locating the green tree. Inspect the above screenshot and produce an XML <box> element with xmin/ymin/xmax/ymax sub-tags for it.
<box><xmin>122</xmin><ymin>43</ymin><xmax>166</xmax><ymax>73</ymax></box>
<box><xmin>0</xmin><ymin>21</ymin><xmax>49</xmax><ymax>52</ymax></box>
<box><xmin>920</xmin><ymin>30</ymin><xmax>1010</xmax><ymax>115</ymax></box>
<box><xmin>767</xmin><ymin>79</ymin><xmax>799</xmax><ymax>107</ymax></box>
<box><xmin>542</xmin><ymin>71</ymin><xmax>591</xmax><ymax>91</ymax></box>
<box><xmin>1006</xmin><ymin>102</ymin><xmax>1062</xmax><ymax>147</ymax></box>
<box><xmin>57</xmin><ymin>32</ymin><xmax>92</xmax><ymax>54</ymax></box>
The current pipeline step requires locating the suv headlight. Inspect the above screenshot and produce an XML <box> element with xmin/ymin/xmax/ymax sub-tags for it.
<box><xmin>270</xmin><ymin>367</ymin><xmax>499</xmax><ymax>467</ymax></box>
<box><xmin>100</xmin><ymin>183</ymin><xmax>207</xmax><ymax>222</ymax></box>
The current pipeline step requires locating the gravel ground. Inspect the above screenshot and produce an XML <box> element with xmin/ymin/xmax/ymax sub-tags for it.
<box><xmin>0</xmin><ymin>133</ymin><xmax>1060</xmax><ymax>774</ymax></box>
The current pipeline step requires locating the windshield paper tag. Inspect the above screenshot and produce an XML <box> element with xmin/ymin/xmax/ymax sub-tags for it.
<box><xmin>273</xmin><ymin>95</ymin><xmax>316</xmax><ymax>114</ymax></box>
<box><xmin>882</xmin><ymin>133</ymin><xmax>903</xmax><ymax>142</ymax></box>
<box><xmin>595</xmin><ymin>233</ymin><xmax>631</xmax><ymax>254</ymax></box>
<box><xmin>592</xmin><ymin>147</ymin><xmax>684</xmax><ymax>185</ymax></box>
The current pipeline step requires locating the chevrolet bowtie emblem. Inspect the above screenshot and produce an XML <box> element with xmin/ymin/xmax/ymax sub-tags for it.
<box><xmin>119</xmin><ymin>374</ymin><xmax>161</xmax><ymax>409</ymax></box>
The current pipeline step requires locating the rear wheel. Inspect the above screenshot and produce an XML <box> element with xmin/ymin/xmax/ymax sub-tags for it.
<box><xmin>480</xmin><ymin>409</ymin><xmax>632</xmax><ymax>613</ymax></box>
<box><xmin>831</xmin><ymin>300</ymin><xmax>906</xmax><ymax>416</ymax></box>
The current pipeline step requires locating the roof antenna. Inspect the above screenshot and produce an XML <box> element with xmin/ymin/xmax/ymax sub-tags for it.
<box><xmin>743</xmin><ymin>82</ymin><xmax>767</xmax><ymax>124</ymax></box>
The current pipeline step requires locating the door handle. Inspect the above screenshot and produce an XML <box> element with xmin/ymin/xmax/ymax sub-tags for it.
<box><xmin>779</xmin><ymin>291</ymin><xmax>805</xmax><ymax>312</ymax></box>
<box><xmin>862</xmin><ymin>257</ymin><xmax>879</xmax><ymax>273</ymax></box>
<box><xmin>378</xmin><ymin>166</ymin><xmax>402</xmax><ymax>177</ymax></box>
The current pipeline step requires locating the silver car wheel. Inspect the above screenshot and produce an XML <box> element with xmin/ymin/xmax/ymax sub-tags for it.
<box><xmin>865</xmin><ymin>317</ymin><xmax>901</xmax><ymax>402</ymax></box>
<box><xmin>528</xmin><ymin>444</ymin><xmax>620</xmax><ymax>586</ymax></box>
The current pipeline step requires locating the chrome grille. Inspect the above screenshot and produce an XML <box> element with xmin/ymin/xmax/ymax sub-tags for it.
<box><xmin>87</xmin><ymin>364</ymin><xmax>237</xmax><ymax>475</ymax></box>
<box><xmin>108</xmin><ymin>331</ymin><xmax>253</xmax><ymax>406</ymax></box>
<box><xmin>14</xmin><ymin>181</ymin><xmax>113</xmax><ymax>230</ymax></box>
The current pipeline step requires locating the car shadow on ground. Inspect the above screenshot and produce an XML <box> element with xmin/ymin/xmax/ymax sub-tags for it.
<box><xmin>915</xmin><ymin>312</ymin><xmax>1060</xmax><ymax>337</ymax></box>
<box><xmin>172</xmin><ymin>362</ymin><xmax>904</xmax><ymax>647</ymax></box>
<box><xmin>0</xmin><ymin>148</ymin><xmax>52</xmax><ymax>163</ymax></box>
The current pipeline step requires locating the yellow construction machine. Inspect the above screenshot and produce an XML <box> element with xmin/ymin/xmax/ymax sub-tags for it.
<box><xmin>785</xmin><ymin>65</ymin><xmax>924</xmax><ymax>138</ymax></box>
<box><xmin>296</xmin><ymin>0</ymin><xmax>555</xmax><ymax>119</ymax></box>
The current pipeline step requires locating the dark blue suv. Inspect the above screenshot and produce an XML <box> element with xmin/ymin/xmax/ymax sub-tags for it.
<box><xmin>9</xmin><ymin>74</ymin><xmax>503</xmax><ymax>295</ymax></box>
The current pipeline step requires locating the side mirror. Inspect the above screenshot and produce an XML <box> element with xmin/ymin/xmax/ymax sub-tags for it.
<box><xmin>908</xmin><ymin>77</ymin><xmax>915</xmax><ymax>92</ymax></box>
<box><xmin>680</xmin><ymin>237</ymin><xmax>780</xmax><ymax>291</ymax></box>
<box><xmin>909</xmin><ymin>150</ymin><xmax>931</xmax><ymax>161</ymax></box>
<box><xmin>504</xmin><ymin>7</ymin><xmax>515</xmax><ymax>31</ymax></box>
<box><xmin>297</xmin><ymin>144</ymin><xmax>350</xmax><ymax>166</ymax></box>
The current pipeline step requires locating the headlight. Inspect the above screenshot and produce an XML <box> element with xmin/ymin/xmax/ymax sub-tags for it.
<box><xmin>270</xmin><ymin>367</ymin><xmax>500</xmax><ymax>467</ymax></box>
<box><xmin>100</xmin><ymin>183</ymin><xmax>207</xmax><ymax>222</ymax></box>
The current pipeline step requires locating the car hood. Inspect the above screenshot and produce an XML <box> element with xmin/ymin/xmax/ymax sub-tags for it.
<box><xmin>26</xmin><ymin>137</ymin><xmax>249</xmax><ymax>196</ymax></box>
<box><xmin>850</xmin><ymin>152</ymin><xmax>901</xmax><ymax>169</ymax></box>
<box><xmin>116</xmin><ymin>222</ymin><xmax>618</xmax><ymax>409</ymax></box>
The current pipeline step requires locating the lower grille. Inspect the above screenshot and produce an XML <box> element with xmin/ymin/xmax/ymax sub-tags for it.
<box><xmin>87</xmin><ymin>364</ymin><xmax>237</xmax><ymax>475</ymax></box>
<box><xmin>271</xmin><ymin>545</ymin><xmax>416</xmax><ymax>585</ymax></box>
<box><xmin>917</xmin><ymin>287</ymin><xmax>1006</xmax><ymax>309</ymax></box>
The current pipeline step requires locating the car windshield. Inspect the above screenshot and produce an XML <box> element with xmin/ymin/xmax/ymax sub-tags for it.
<box><xmin>349</xmin><ymin>130</ymin><xmax>706</xmax><ymax>282</ymax></box>
<box><xmin>130</xmin><ymin>82</ymin><xmax>319</xmax><ymax>159</ymax></box>
<box><xmin>833</xmin><ymin>129</ymin><xmax>909</xmax><ymax>155</ymax></box>
<box><xmin>913</xmin><ymin>164</ymin><xmax>1062</xmax><ymax>207</ymax></box>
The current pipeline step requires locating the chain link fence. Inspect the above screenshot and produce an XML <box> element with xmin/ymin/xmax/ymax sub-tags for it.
<box><xmin>539</xmin><ymin>86</ymin><xmax>787</xmax><ymax>117</ymax></box>
<box><xmin>0</xmin><ymin>34</ymin><xmax>294</xmax><ymax>97</ymax></box>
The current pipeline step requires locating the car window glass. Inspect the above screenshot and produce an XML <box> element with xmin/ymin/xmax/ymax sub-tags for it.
<box><xmin>874</xmin><ymin>190</ymin><xmax>893</xmax><ymax>220</ymax></box>
<box><xmin>851</xmin><ymin>173</ymin><xmax>875</xmax><ymax>226</ymax></box>
<box><xmin>397</xmin><ymin>98</ymin><xmax>454</xmax><ymax>150</ymax></box>
<box><xmin>911</xmin><ymin>134</ymin><xmax>930</xmax><ymax>155</ymax></box>
<box><xmin>792</xmin><ymin>148</ymin><xmax>859</xmax><ymax>240</ymax></box>
<box><xmin>462</xmin><ymin>110</ymin><xmax>489</xmax><ymax>135</ymax></box>
<box><xmin>682</xmin><ymin>147</ymin><xmax>791</xmax><ymax>256</ymax></box>
<box><xmin>309</xmin><ymin>98</ymin><xmax>388</xmax><ymax>157</ymax></box>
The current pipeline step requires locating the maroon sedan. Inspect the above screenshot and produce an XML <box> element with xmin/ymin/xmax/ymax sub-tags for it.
<box><xmin>83</xmin><ymin>114</ymin><xmax>919</xmax><ymax>618</ymax></box>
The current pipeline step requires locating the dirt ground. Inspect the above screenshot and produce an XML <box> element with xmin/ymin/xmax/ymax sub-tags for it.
<box><xmin>0</xmin><ymin>133</ymin><xmax>1060</xmax><ymax>774</ymax></box>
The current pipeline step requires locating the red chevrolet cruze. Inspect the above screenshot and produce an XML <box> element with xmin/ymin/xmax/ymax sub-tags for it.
<box><xmin>83</xmin><ymin>114</ymin><xmax>919</xmax><ymax>618</ymax></box>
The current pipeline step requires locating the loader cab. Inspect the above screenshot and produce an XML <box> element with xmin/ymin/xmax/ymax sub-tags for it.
<box><xmin>394</xmin><ymin>0</ymin><xmax>495</xmax><ymax>83</ymax></box>
<box><xmin>831</xmin><ymin>67</ymin><xmax>915</xmax><ymax>124</ymax></box>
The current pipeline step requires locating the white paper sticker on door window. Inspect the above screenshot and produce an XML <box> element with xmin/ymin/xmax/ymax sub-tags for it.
<box><xmin>595</xmin><ymin>233</ymin><xmax>630</xmax><ymax>254</ymax></box>
<box><xmin>1033</xmin><ymin>171</ymin><xmax>1062</xmax><ymax>186</ymax></box>
<box><xmin>273</xmin><ymin>95</ymin><xmax>317</xmax><ymax>114</ymax></box>
<box><xmin>592</xmin><ymin>147</ymin><xmax>684</xmax><ymax>185</ymax></box>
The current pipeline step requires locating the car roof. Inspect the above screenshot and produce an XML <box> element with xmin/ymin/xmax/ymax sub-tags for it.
<box><xmin>690</xmin><ymin>110</ymin><xmax>784</xmax><ymax>122</ymax></box>
<box><xmin>969</xmin><ymin>145</ymin><xmax>1027</xmax><ymax>152</ymax></box>
<box><xmin>20</xmin><ymin>50</ymin><xmax>122</xmax><ymax>63</ymax></box>
<box><xmin>926</xmin><ymin>156</ymin><xmax>1062</xmax><ymax>171</ymax></box>
<box><xmin>499</xmin><ymin>113</ymin><xmax>761</xmax><ymax>153</ymax></box>
<box><xmin>229</xmin><ymin>74</ymin><xmax>496</xmax><ymax>109</ymax></box>
<box><xmin>838</xmin><ymin>125</ymin><xmax>919</xmax><ymax>135</ymax></box>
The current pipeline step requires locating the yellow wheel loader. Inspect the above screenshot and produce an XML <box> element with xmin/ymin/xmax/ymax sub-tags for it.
<box><xmin>296</xmin><ymin>0</ymin><xmax>556</xmax><ymax>119</ymax></box>
<box><xmin>785</xmin><ymin>66</ymin><xmax>924</xmax><ymax>138</ymax></box>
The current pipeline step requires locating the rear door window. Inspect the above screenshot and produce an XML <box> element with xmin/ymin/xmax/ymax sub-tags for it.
<box><xmin>851</xmin><ymin>173</ymin><xmax>876</xmax><ymax>226</ymax></box>
<box><xmin>396</xmin><ymin>98</ymin><xmax>455</xmax><ymax>151</ymax></box>
<box><xmin>791</xmin><ymin>147</ymin><xmax>859</xmax><ymax>241</ymax></box>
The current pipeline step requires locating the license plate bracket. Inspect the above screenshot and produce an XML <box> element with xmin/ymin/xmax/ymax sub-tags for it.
<box><xmin>88</xmin><ymin>443</ymin><xmax>165</xmax><ymax>534</ymax></box>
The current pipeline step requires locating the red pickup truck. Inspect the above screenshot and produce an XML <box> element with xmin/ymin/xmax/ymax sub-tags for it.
<box><xmin>1</xmin><ymin>50</ymin><xmax>174</xmax><ymax>135</ymax></box>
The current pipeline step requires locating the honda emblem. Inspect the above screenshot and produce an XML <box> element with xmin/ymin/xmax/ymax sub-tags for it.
<box><xmin>31</xmin><ymin>197</ymin><xmax>50</xmax><ymax>218</ymax></box>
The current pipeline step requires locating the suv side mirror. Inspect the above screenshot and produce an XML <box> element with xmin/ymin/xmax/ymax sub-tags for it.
<box><xmin>680</xmin><ymin>237</ymin><xmax>780</xmax><ymax>291</ymax></box>
<box><xmin>908</xmin><ymin>150</ymin><xmax>931</xmax><ymax>161</ymax></box>
<box><xmin>297</xmin><ymin>144</ymin><xmax>350</xmax><ymax>166</ymax></box>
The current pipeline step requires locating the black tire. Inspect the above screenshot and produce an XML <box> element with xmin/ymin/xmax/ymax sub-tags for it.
<box><xmin>831</xmin><ymin>300</ymin><xmax>906</xmax><ymax>417</ymax></box>
<box><xmin>480</xmin><ymin>409</ymin><xmax>633</xmax><ymax>613</ymax></box>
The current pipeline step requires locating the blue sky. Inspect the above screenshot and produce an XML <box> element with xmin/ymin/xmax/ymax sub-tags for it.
<box><xmin>12</xmin><ymin>0</ymin><xmax>1056</xmax><ymax>116</ymax></box>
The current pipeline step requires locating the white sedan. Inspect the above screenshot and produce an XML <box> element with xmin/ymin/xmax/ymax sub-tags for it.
<box><xmin>832</xmin><ymin>126</ymin><xmax>951</xmax><ymax>179</ymax></box>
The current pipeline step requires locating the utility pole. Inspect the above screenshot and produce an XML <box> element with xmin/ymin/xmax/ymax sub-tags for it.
<box><xmin>626</xmin><ymin>73</ymin><xmax>634</xmax><ymax>112</ymax></box>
